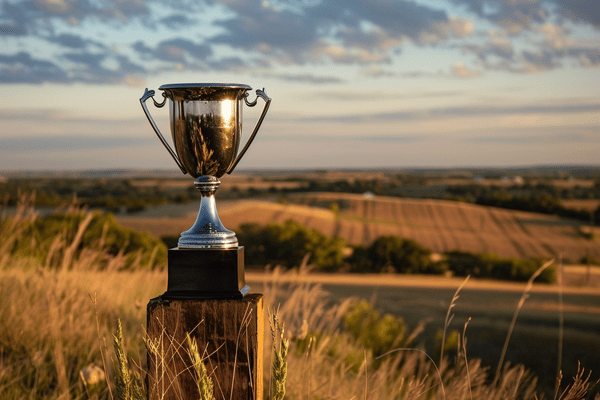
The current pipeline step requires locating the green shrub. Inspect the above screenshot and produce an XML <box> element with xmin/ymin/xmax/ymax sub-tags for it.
<box><xmin>445</xmin><ymin>251</ymin><xmax>555</xmax><ymax>283</ymax></box>
<box><xmin>343</xmin><ymin>300</ymin><xmax>407</xmax><ymax>358</ymax></box>
<box><xmin>4</xmin><ymin>211</ymin><xmax>167</xmax><ymax>269</ymax></box>
<box><xmin>350</xmin><ymin>235</ymin><xmax>441</xmax><ymax>274</ymax></box>
<box><xmin>435</xmin><ymin>328</ymin><xmax>459</xmax><ymax>357</ymax></box>
<box><xmin>237</xmin><ymin>220</ymin><xmax>346</xmax><ymax>270</ymax></box>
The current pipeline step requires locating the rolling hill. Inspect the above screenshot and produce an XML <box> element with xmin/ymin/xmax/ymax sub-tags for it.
<box><xmin>117</xmin><ymin>192</ymin><xmax>600</xmax><ymax>262</ymax></box>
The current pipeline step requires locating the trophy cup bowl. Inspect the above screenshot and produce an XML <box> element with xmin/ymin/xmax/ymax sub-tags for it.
<box><xmin>140</xmin><ymin>83</ymin><xmax>271</xmax><ymax>249</ymax></box>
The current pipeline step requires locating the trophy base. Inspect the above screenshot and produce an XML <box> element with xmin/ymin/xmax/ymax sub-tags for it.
<box><xmin>177</xmin><ymin>176</ymin><xmax>239</xmax><ymax>250</ymax></box>
<box><xmin>178</xmin><ymin>231</ymin><xmax>238</xmax><ymax>249</ymax></box>
<box><xmin>163</xmin><ymin>247</ymin><xmax>249</xmax><ymax>300</ymax></box>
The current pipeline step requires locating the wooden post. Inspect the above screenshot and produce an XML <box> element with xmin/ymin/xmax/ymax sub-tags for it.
<box><xmin>146</xmin><ymin>294</ymin><xmax>264</xmax><ymax>400</ymax></box>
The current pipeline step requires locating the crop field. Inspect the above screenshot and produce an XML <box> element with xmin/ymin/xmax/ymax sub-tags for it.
<box><xmin>287</xmin><ymin>193</ymin><xmax>600</xmax><ymax>261</ymax></box>
<box><xmin>118</xmin><ymin>193</ymin><xmax>600</xmax><ymax>263</ymax></box>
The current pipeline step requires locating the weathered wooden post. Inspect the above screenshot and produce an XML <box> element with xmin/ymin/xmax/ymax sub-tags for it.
<box><xmin>146</xmin><ymin>248</ymin><xmax>263</xmax><ymax>399</ymax></box>
<box><xmin>140</xmin><ymin>84</ymin><xmax>271</xmax><ymax>399</ymax></box>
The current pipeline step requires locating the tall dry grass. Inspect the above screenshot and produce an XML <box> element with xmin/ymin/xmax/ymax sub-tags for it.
<box><xmin>0</xmin><ymin>199</ymin><xmax>164</xmax><ymax>399</ymax></box>
<box><xmin>0</xmin><ymin>200</ymin><xmax>598</xmax><ymax>399</ymax></box>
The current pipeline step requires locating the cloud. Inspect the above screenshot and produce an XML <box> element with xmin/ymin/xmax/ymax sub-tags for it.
<box><xmin>52</xmin><ymin>33</ymin><xmax>88</xmax><ymax>49</ymax></box>
<box><xmin>332</xmin><ymin>0</ymin><xmax>448</xmax><ymax>41</ymax></box>
<box><xmin>306</xmin><ymin>90</ymin><xmax>464</xmax><ymax>102</ymax></box>
<box><xmin>211</xmin><ymin>1</ymin><xmax>320</xmax><ymax>64</ymax></box>
<box><xmin>155</xmin><ymin>38</ymin><xmax>212</xmax><ymax>63</ymax></box>
<box><xmin>566</xmin><ymin>44</ymin><xmax>600</xmax><ymax>67</ymax></box>
<box><xmin>160</xmin><ymin>14</ymin><xmax>194</xmax><ymax>29</ymax></box>
<box><xmin>360</xmin><ymin>65</ymin><xmax>396</xmax><ymax>77</ymax></box>
<box><xmin>0</xmin><ymin>52</ymin><xmax>68</xmax><ymax>83</ymax></box>
<box><xmin>260</xmin><ymin>72</ymin><xmax>345</xmax><ymax>84</ymax></box>
<box><xmin>0</xmin><ymin>0</ymin><xmax>149</xmax><ymax>41</ymax></box>
<box><xmin>1</xmin><ymin>0</ymin><xmax>599</xmax><ymax>85</ymax></box>
<box><xmin>521</xmin><ymin>49</ymin><xmax>561</xmax><ymax>73</ymax></box>
<box><xmin>463</xmin><ymin>36</ymin><xmax>514</xmax><ymax>62</ymax></box>
<box><xmin>210</xmin><ymin>0</ymin><xmax>463</xmax><ymax>65</ymax></box>
<box><xmin>134</xmin><ymin>38</ymin><xmax>212</xmax><ymax>64</ymax></box>
<box><xmin>398</xmin><ymin>70</ymin><xmax>445</xmax><ymax>78</ymax></box>
<box><xmin>59</xmin><ymin>49</ymin><xmax>146</xmax><ymax>84</ymax></box>
<box><xmin>465</xmin><ymin>125</ymin><xmax>597</xmax><ymax>144</ymax></box>
<box><xmin>0</xmin><ymin>135</ymin><xmax>156</xmax><ymax>152</ymax></box>
<box><xmin>207</xmin><ymin>56</ymin><xmax>253</xmax><ymax>72</ymax></box>
<box><xmin>451</xmin><ymin>62</ymin><xmax>481</xmax><ymax>78</ymax></box>
<box><xmin>462</xmin><ymin>22</ymin><xmax>600</xmax><ymax>73</ymax></box>
<box><xmin>0</xmin><ymin>108</ymin><xmax>144</xmax><ymax>126</ymax></box>
<box><xmin>452</xmin><ymin>0</ymin><xmax>600</xmax><ymax>34</ymax></box>
<box><xmin>0</xmin><ymin>1</ymin><xmax>34</xmax><ymax>36</ymax></box>
<box><xmin>532</xmin><ymin>23</ymin><xmax>600</xmax><ymax>68</ymax></box>
<box><xmin>450</xmin><ymin>0</ymin><xmax>548</xmax><ymax>33</ymax></box>
<box><xmin>298</xmin><ymin>101</ymin><xmax>600</xmax><ymax>124</ymax></box>
<box><xmin>32</xmin><ymin>0</ymin><xmax>149</xmax><ymax>22</ymax></box>
<box><xmin>554</xmin><ymin>0</ymin><xmax>600</xmax><ymax>29</ymax></box>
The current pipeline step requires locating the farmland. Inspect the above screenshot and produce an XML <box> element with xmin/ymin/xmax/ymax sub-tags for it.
<box><xmin>117</xmin><ymin>192</ymin><xmax>600</xmax><ymax>264</ymax></box>
<box><xmin>2</xmin><ymin>169</ymin><xmax>600</xmax><ymax>398</ymax></box>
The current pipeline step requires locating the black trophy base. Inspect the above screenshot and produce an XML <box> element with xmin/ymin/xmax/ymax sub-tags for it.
<box><xmin>162</xmin><ymin>246</ymin><xmax>249</xmax><ymax>300</ymax></box>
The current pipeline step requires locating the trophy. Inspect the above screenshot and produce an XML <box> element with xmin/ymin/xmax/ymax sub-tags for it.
<box><xmin>140</xmin><ymin>83</ymin><xmax>271</xmax><ymax>298</ymax></box>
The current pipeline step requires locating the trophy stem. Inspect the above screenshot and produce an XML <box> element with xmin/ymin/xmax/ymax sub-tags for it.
<box><xmin>178</xmin><ymin>176</ymin><xmax>238</xmax><ymax>249</ymax></box>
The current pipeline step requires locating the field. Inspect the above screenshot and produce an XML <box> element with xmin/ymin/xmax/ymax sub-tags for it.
<box><xmin>561</xmin><ymin>199</ymin><xmax>600</xmax><ymax>213</ymax></box>
<box><xmin>117</xmin><ymin>193</ymin><xmax>600</xmax><ymax>263</ymax></box>
<box><xmin>2</xmin><ymin>200</ymin><xmax>600</xmax><ymax>399</ymax></box>
<box><xmin>3</xmin><ymin>169</ymin><xmax>600</xmax><ymax>399</ymax></box>
<box><xmin>2</xmin><ymin>260</ymin><xmax>598</xmax><ymax>399</ymax></box>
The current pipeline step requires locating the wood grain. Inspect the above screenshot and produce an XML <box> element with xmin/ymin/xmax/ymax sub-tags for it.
<box><xmin>147</xmin><ymin>294</ymin><xmax>264</xmax><ymax>400</ymax></box>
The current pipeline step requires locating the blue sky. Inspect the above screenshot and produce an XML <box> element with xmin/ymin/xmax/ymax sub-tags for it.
<box><xmin>1</xmin><ymin>0</ymin><xmax>599</xmax><ymax>171</ymax></box>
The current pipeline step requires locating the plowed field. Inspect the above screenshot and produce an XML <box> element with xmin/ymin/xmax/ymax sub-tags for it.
<box><xmin>117</xmin><ymin>193</ymin><xmax>600</xmax><ymax>262</ymax></box>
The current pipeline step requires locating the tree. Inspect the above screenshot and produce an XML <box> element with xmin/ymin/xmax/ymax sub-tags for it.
<box><xmin>7</xmin><ymin>211</ymin><xmax>168</xmax><ymax>269</ymax></box>
<box><xmin>237</xmin><ymin>220</ymin><xmax>346</xmax><ymax>270</ymax></box>
<box><xmin>367</xmin><ymin>235</ymin><xmax>432</xmax><ymax>273</ymax></box>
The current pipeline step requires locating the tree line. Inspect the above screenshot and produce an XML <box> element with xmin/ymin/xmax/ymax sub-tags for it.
<box><xmin>2</xmin><ymin>176</ymin><xmax>599</xmax><ymax>224</ymax></box>
<box><xmin>235</xmin><ymin>220</ymin><xmax>557</xmax><ymax>283</ymax></box>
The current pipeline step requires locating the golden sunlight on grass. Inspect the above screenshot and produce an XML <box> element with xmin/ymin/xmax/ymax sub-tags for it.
<box><xmin>1</xmin><ymin>202</ymin><xmax>598</xmax><ymax>399</ymax></box>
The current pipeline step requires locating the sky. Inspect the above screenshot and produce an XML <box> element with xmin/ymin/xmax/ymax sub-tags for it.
<box><xmin>1</xmin><ymin>0</ymin><xmax>599</xmax><ymax>172</ymax></box>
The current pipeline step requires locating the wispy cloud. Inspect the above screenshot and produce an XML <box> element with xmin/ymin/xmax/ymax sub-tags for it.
<box><xmin>0</xmin><ymin>135</ymin><xmax>156</xmax><ymax>152</ymax></box>
<box><xmin>302</xmin><ymin>90</ymin><xmax>465</xmax><ymax>102</ymax></box>
<box><xmin>0</xmin><ymin>108</ymin><xmax>140</xmax><ymax>124</ymax></box>
<box><xmin>298</xmin><ymin>101</ymin><xmax>600</xmax><ymax>123</ymax></box>
<box><xmin>463</xmin><ymin>125</ymin><xmax>597</xmax><ymax>144</ymax></box>
<box><xmin>260</xmin><ymin>72</ymin><xmax>346</xmax><ymax>84</ymax></box>
<box><xmin>462</xmin><ymin>22</ymin><xmax>600</xmax><ymax>73</ymax></box>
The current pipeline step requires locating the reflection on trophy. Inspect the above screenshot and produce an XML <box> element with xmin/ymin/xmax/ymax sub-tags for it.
<box><xmin>140</xmin><ymin>83</ymin><xmax>271</xmax><ymax>299</ymax></box>
<box><xmin>141</xmin><ymin>83</ymin><xmax>270</xmax><ymax>248</ymax></box>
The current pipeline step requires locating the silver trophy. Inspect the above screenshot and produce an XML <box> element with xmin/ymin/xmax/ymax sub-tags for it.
<box><xmin>140</xmin><ymin>83</ymin><xmax>271</xmax><ymax>249</ymax></box>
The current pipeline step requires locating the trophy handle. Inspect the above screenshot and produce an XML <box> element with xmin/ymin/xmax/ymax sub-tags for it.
<box><xmin>227</xmin><ymin>88</ymin><xmax>272</xmax><ymax>174</ymax></box>
<box><xmin>140</xmin><ymin>88</ymin><xmax>187</xmax><ymax>174</ymax></box>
